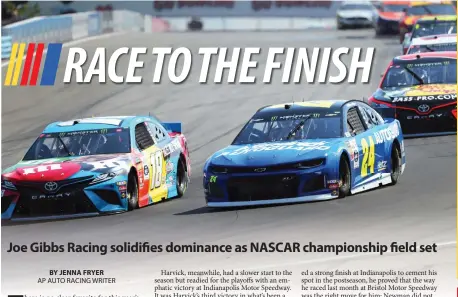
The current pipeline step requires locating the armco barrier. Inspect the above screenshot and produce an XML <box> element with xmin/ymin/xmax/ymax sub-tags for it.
<box><xmin>157</xmin><ymin>17</ymin><xmax>335</xmax><ymax>32</ymax></box>
<box><xmin>2</xmin><ymin>36</ymin><xmax>13</xmax><ymax>59</ymax></box>
<box><xmin>1</xmin><ymin>10</ymin><xmax>145</xmax><ymax>60</ymax></box>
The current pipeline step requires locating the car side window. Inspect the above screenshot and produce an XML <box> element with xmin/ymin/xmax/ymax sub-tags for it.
<box><xmin>347</xmin><ymin>106</ymin><xmax>366</xmax><ymax>136</ymax></box>
<box><xmin>147</xmin><ymin>122</ymin><xmax>167</xmax><ymax>143</ymax></box>
<box><xmin>135</xmin><ymin>122</ymin><xmax>155</xmax><ymax>151</ymax></box>
<box><xmin>359</xmin><ymin>105</ymin><xmax>380</xmax><ymax>129</ymax></box>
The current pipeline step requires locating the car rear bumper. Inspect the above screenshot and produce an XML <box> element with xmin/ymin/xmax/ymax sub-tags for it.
<box><xmin>376</xmin><ymin>18</ymin><xmax>400</xmax><ymax>33</ymax></box>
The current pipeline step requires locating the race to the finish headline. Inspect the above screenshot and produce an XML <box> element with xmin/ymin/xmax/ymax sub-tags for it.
<box><xmin>6</xmin><ymin>241</ymin><xmax>437</xmax><ymax>256</ymax></box>
<box><xmin>64</xmin><ymin>47</ymin><xmax>375</xmax><ymax>84</ymax></box>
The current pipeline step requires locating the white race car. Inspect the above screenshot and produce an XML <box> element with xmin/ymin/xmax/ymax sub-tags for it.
<box><xmin>406</xmin><ymin>34</ymin><xmax>457</xmax><ymax>54</ymax></box>
<box><xmin>336</xmin><ymin>1</ymin><xmax>377</xmax><ymax>29</ymax></box>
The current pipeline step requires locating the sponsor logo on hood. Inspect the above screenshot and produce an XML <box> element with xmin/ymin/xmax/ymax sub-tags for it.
<box><xmin>392</xmin><ymin>94</ymin><xmax>456</xmax><ymax>103</ymax></box>
<box><xmin>216</xmin><ymin>141</ymin><xmax>331</xmax><ymax>157</ymax></box>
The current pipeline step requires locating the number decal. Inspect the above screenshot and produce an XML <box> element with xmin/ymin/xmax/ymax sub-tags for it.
<box><xmin>150</xmin><ymin>151</ymin><xmax>163</xmax><ymax>190</ymax></box>
<box><xmin>361</xmin><ymin>136</ymin><xmax>375</xmax><ymax>178</ymax></box>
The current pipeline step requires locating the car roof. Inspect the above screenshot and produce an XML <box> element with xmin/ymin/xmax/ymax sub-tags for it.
<box><xmin>42</xmin><ymin>116</ymin><xmax>158</xmax><ymax>133</ymax></box>
<box><xmin>257</xmin><ymin>100</ymin><xmax>351</xmax><ymax>115</ymax></box>
<box><xmin>382</xmin><ymin>0</ymin><xmax>410</xmax><ymax>5</ymax></box>
<box><xmin>395</xmin><ymin>51</ymin><xmax>457</xmax><ymax>61</ymax></box>
<box><xmin>411</xmin><ymin>34</ymin><xmax>457</xmax><ymax>45</ymax></box>
<box><xmin>411</xmin><ymin>1</ymin><xmax>452</xmax><ymax>6</ymax></box>
<box><xmin>417</xmin><ymin>15</ymin><xmax>457</xmax><ymax>22</ymax></box>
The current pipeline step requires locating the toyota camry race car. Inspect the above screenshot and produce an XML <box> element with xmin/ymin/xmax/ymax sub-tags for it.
<box><xmin>368</xmin><ymin>51</ymin><xmax>457</xmax><ymax>137</ymax></box>
<box><xmin>1</xmin><ymin>116</ymin><xmax>191</xmax><ymax>221</ymax></box>
<box><xmin>203</xmin><ymin>100</ymin><xmax>405</xmax><ymax>207</ymax></box>
<box><xmin>401</xmin><ymin>15</ymin><xmax>457</xmax><ymax>54</ymax></box>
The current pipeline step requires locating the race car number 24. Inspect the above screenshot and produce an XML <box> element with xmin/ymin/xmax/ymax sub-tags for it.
<box><xmin>150</xmin><ymin>151</ymin><xmax>163</xmax><ymax>190</ymax></box>
<box><xmin>361</xmin><ymin>136</ymin><xmax>375</xmax><ymax>178</ymax></box>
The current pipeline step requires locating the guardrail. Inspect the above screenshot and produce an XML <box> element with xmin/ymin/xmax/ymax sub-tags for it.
<box><xmin>2</xmin><ymin>36</ymin><xmax>12</xmax><ymax>59</ymax></box>
<box><xmin>1</xmin><ymin>10</ymin><xmax>146</xmax><ymax>60</ymax></box>
<box><xmin>155</xmin><ymin>17</ymin><xmax>336</xmax><ymax>32</ymax></box>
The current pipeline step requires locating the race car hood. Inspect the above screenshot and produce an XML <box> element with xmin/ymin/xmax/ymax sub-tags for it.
<box><xmin>337</xmin><ymin>10</ymin><xmax>374</xmax><ymax>19</ymax></box>
<box><xmin>402</xmin><ymin>15</ymin><xmax>423</xmax><ymax>26</ymax></box>
<box><xmin>209</xmin><ymin>139</ymin><xmax>341</xmax><ymax>167</ymax></box>
<box><xmin>2</xmin><ymin>154</ymin><xmax>131</xmax><ymax>182</ymax></box>
<box><xmin>373</xmin><ymin>84</ymin><xmax>457</xmax><ymax>103</ymax></box>
<box><xmin>378</xmin><ymin>11</ymin><xmax>403</xmax><ymax>20</ymax></box>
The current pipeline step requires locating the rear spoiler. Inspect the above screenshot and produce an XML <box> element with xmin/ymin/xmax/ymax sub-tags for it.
<box><xmin>162</xmin><ymin>122</ymin><xmax>182</xmax><ymax>133</ymax></box>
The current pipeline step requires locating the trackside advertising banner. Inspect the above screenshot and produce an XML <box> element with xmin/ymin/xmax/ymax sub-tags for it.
<box><xmin>1</xmin><ymin>1</ymin><xmax>457</xmax><ymax>297</ymax></box>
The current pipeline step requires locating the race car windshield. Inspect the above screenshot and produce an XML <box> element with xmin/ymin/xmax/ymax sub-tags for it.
<box><xmin>23</xmin><ymin>128</ymin><xmax>131</xmax><ymax>160</ymax></box>
<box><xmin>383</xmin><ymin>4</ymin><xmax>407</xmax><ymax>12</ymax></box>
<box><xmin>408</xmin><ymin>43</ymin><xmax>457</xmax><ymax>54</ymax></box>
<box><xmin>381</xmin><ymin>59</ymin><xmax>457</xmax><ymax>88</ymax></box>
<box><xmin>340</xmin><ymin>4</ymin><xmax>373</xmax><ymax>10</ymax></box>
<box><xmin>232</xmin><ymin>116</ymin><xmax>341</xmax><ymax>145</ymax></box>
<box><xmin>407</xmin><ymin>4</ymin><xmax>456</xmax><ymax>15</ymax></box>
<box><xmin>412</xmin><ymin>22</ymin><xmax>457</xmax><ymax>38</ymax></box>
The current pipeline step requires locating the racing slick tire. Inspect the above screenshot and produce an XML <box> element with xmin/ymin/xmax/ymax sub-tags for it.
<box><xmin>338</xmin><ymin>156</ymin><xmax>351</xmax><ymax>198</ymax></box>
<box><xmin>127</xmin><ymin>171</ymin><xmax>139</xmax><ymax>210</ymax></box>
<box><xmin>176</xmin><ymin>157</ymin><xmax>188</xmax><ymax>198</ymax></box>
<box><xmin>389</xmin><ymin>143</ymin><xmax>402</xmax><ymax>185</ymax></box>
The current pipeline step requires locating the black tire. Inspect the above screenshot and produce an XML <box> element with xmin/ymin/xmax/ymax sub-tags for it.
<box><xmin>176</xmin><ymin>158</ymin><xmax>188</xmax><ymax>198</ymax></box>
<box><xmin>338</xmin><ymin>157</ymin><xmax>351</xmax><ymax>198</ymax></box>
<box><xmin>127</xmin><ymin>172</ymin><xmax>139</xmax><ymax>211</ymax></box>
<box><xmin>390</xmin><ymin>144</ymin><xmax>402</xmax><ymax>185</ymax></box>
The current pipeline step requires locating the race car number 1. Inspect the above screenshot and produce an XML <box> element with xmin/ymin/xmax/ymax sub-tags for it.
<box><xmin>150</xmin><ymin>151</ymin><xmax>163</xmax><ymax>190</ymax></box>
<box><xmin>361</xmin><ymin>136</ymin><xmax>375</xmax><ymax>178</ymax></box>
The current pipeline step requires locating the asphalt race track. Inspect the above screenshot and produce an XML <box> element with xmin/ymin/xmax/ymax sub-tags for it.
<box><xmin>2</xmin><ymin>30</ymin><xmax>456</xmax><ymax>295</ymax></box>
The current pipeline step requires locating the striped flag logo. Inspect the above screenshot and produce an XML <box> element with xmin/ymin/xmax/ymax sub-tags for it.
<box><xmin>4</xmin><ymin>43</ymin><xmax>63</xmax><ymax>86</ymax></box>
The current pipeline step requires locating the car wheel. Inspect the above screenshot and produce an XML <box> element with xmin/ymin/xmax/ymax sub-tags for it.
<box><xmin>127</xmin><ymin>172</ymin><xmax>139</xmax><ymax>210</ymax></box>
<box><xmin>338</xmin><ymin>157</ymin><xmax>351</xmax><ymax>198</ymax></box>
<box><xmin>390</xmin><ymin>144</ymin><xmax>402</xmax><ymax>185</ymax></box>
<box><xmin>337</xmin><ymin>21</ymin><xmax>344</xmax><ymax>30</ymax></box>
<box><xmin>176</xmin><ymin>158</ymin><xmax>188</xmax><ymax>198</ymax></box>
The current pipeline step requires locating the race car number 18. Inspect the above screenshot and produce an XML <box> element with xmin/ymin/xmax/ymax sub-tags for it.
<box><xmin>361</xmin><ymin>136</ymin><xmax>375</xmax><ymax>178</ymax></box>
<box><xmin>150</xmin><ymin>151</ymin><xmax>163</xmax><ymax>190</ymax></box>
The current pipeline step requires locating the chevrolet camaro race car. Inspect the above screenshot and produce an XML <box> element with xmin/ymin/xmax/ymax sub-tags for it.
<box><xmin>203</xmin><ymin>100</ymin><xmax>406</xmax><ymax>207</ymax></box>
<box><xmin>374</xmin><ymin>0</ymin><xmax>409</xmax><ymax>35</ymax></box>
<box><xmin>368</xmin><ymin>51</ymin><xmax>457</xmax><ymax>137</ymax></box>
<box><xmin>1</xmin><ymin>116</ymin><xmax>191</xmax><ymax>221</ymax></box>
<box><xmin>401</xmin><ymin>15</ymin><xmax>457</xmax><ymax>54</ymax></box>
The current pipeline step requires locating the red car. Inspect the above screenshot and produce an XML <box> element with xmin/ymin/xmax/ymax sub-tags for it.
<box><xmin>399</xmin><ymin>1</ymin><xmax>456</xmax><ymax>43</ymax></box>
<box><xmin>375</xmin><ymin>0</ymin><xmax>410</xmax><ymax>35</ymax></box>
<box><xmin>367</xmin><ymin>51</ymin><xmax>457</xmax><ymax>137</ymax></box>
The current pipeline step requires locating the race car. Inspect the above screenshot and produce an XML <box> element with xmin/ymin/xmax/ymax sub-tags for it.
<box><xmin>368</xmin><ymin>51</ymin><xmax>457</xmax><ymax>137</ymax></box>
<box><xmin>336</xmin><ymin>1</ymin><xmax>377</xmax><ymax>30</ymax></box>
<box><xmin>1</xmin><ymin>116</ymin><xmax>191</xmax><ymax>221</ymax></box>
<box><xmin>399</xmin><ymin>1</ymin><xmax>456</xmax><ymax>43</ymax></box>
<box><xmin>374</xmin><ymin>0</ymin><xmax>410</xmax><ymax>35</ymax></box>
<box><xmin>203</xmin><ymin>100</ymin><xmax>406</xmax><ymax>207</ymax></box>
<box><xmin>406</xmin><ymin>34</ymin><xmax>457</xmax><ymax>54</ymax></box>
<box><xmin>401</xmin><ymin>15</ymin><xmax>457</xmax><ymax>54</ymax></box>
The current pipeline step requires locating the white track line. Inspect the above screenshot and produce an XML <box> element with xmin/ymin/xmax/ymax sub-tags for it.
<box><xmin>1</xmin><ymin>31</ymin><xmax>127</xmax><ymax>67</ymax></box>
